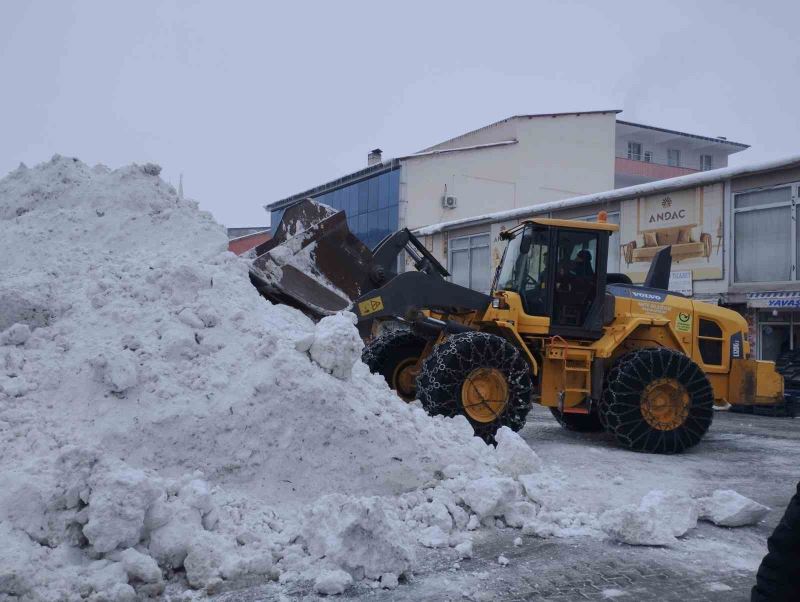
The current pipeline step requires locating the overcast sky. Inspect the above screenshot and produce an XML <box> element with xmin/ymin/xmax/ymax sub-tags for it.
<box><xmin>2</xmin><ymin>0</ymin><xmax>798</xmax><ymax>227</ymax></box>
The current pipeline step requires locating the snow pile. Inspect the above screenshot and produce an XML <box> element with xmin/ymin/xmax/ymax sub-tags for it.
<box><xmin>0</xmin><ymin>156</ymin><xmax>564</xmax><ymax>599</ymax></box>
<box><xmin>600</xmin><ymin>488</ymin><xmax>769</xmax><ymax>546</ymax></box>
<box><xmin>698</xmin><ymin>490</ymin><xmax>770</xmax><ymax>527</ymax></box>
<box><xmin>600</xmin><ymin>490</ymin><xmax>698</xmax><ymax>546</ymax></box>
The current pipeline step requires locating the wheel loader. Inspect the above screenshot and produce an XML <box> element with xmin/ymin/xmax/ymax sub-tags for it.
<box><xmin>251</xmin><ymin>199</ymin><xmax>785</xmax><ymax>453</ymax></box>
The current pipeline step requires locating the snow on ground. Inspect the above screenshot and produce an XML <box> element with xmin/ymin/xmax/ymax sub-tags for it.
<box><xmin>0</xmin><ymin>156</ymin><xmax>773</xmax><ymax>601</ymax></box>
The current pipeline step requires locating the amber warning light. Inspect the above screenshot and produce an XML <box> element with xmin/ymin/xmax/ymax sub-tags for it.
<box><xmin>597</xmin><ymin>210</ymin><xmax>608</xmax><ymax>223</ymax></box>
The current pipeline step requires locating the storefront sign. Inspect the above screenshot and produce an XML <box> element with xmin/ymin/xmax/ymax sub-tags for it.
<box><xmin>619</xmin><ymin>183</ymin><xmax>723</xmax><ymax>282</ymax></box>
<box><xmin>668</xmin><ymin>270</ymin><xmax>693</xmax><ymax>296</ymax></box>
<box><xmin>747</xmin><ymin>291</ymin><xmax>800</xmax><ymax>308</ymax></box>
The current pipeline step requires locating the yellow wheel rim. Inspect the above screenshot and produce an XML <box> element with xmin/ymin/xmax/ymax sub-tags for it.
<box><xmin>392</xmin><ymin>357</ymin><xmax>419</xmax><ymax>402</ymax></box>
<box><xmin>461</xmin><ymin>368</ymin><xmax>509</xmax><ymax>423</ymax></box>
<box><xmin>640</xmin><ymin>377</ymin><xmax>690</xmax><ymax>431</ymax></box>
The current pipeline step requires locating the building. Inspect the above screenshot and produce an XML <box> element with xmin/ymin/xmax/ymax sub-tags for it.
<box><xmin>227</xmin><ymin>227</ymin><xmax>271</xmax><ymax>255</ymax></box>
<box><xmin>266</xmin><ymin>111</ymin><xmax>748</xmax><ymax>258</ymax></box>
<box><xmin>413</xmin><ymin>154</ymin><xmax>800</xmax><ymax>362</ymax></box>
<box><xmin>614</xmin><ymin>120</ymin><xmax>748</xmax><ymax>187</ymax></box>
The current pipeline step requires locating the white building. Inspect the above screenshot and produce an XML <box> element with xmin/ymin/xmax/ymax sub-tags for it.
<box><xmin>266</xmin><ymin>110</ymin><xmax>747</xmax><ymax>293</ymax></box>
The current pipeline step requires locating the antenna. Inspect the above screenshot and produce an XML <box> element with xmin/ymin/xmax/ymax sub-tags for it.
<box><xmin>178</xmin><ymin>173</ymin><xmax>184</xmax><ymax>200</ymax></box>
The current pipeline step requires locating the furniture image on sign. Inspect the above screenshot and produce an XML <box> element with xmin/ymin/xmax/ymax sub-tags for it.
<box><xmin>622</xmin><ymin>224</ymin><xmax>712</xmax><ymax>266</ymax></box>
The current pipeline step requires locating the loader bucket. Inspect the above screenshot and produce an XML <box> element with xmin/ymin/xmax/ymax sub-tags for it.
<box><xmin>249</xmin><ymin>199</ymin><xmax>377</xmax><ymax>319</ymax></box>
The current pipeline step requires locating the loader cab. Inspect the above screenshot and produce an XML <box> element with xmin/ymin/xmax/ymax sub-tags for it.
<box><xmin>495</xmin><ymin>218</ymin><xmax>616</xmax><ymax>339</ymax></box>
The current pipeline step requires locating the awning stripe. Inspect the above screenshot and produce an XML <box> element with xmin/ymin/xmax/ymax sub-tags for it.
<box><xmin>747</xmin><ymin>291</ymin><xmax>800</xmax><ymax>300</ymax></box>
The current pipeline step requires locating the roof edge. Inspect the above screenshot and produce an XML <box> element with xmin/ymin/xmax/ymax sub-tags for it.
<box><xmin>399</xmin><ymin>139</ymin><xmax>517</xmax><ymax>160</ymax></box>
<box><xmin>616</xmin><ymin>119</ymin><xmax>749</xmax><ymax>149</ymax></box>
<box><xmin>417</xmin><ymin>109</ymin><xmax>621</xmax><ymax>153</ymax></box>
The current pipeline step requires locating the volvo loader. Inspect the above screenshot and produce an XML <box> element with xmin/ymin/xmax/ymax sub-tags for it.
<box><xmin>251</xmin><ymin>199</ymin><xmax>785</xmax><ymax>453</ymax></box>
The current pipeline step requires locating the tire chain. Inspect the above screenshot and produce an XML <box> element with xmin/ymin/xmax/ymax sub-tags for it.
<box><xmin>361</xmin><ymin>329</ymin><xmax>423</xmax><ymax>375</ymax></box>
<box><xmin>599</xmin><ymin>347</ymin><xmax>714</xmax><ymax>454</ymax></box>
<box><xmin>416</xmin><ymin>332</ymin><xmax>533</xmax><ymax>441</ymax></box>
<box><xmin>776</xmin><ymin>349</ymin><xmax>800</xmax><ymax>388</ymax></box>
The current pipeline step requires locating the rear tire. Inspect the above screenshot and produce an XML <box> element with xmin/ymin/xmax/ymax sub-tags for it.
<box><xmin>362</xmin><ymin>330</ymin><xmax>427</xmax><ymax>401</ymax></box>
<box><xmin>599</xmin><ymin>348</ymin><xmax>714</xmax><ymax>454</ymax></box>
<box><xmin>416</xmin><ymin>332</ymin><xmax>533</xmax><ymax>442</ymax></box>
<box><xmin>549</xmin><ymin>407</ymin><xmax>604</xmax><ymax>432</ymax></box>
<box><xmin>776</xmin><ymin>348</ymin><xmax>800</xmax><ymax>390</ymax></box>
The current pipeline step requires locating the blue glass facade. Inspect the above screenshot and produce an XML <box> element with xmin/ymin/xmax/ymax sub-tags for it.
<box><xmin>271</xmin><ymin>168</ymin><xmax>400</xmax><ymax>249</ymax></box>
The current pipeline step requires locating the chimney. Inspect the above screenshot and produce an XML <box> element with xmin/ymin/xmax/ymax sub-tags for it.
<box><xmin>368</xmin><ymin>148</ymin><xmax>383</xmax><ymax>166</ymax></box>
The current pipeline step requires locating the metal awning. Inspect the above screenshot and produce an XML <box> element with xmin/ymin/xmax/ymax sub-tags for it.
<box><xmin>747</xmin><ymin>291</ymin><xmax>800</xmax><ymax>309</ymax></box>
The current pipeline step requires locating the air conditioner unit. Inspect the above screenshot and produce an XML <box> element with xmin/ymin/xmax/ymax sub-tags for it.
<box><xmin>442</xmin><ymin>195</ymin><xmax>457</xmax><ymax>209</ymax></box>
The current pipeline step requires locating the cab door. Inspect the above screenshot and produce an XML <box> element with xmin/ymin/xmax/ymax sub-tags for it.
<box><xmin>548</xmin><ymin>228</ymin><xmax>609</xmax><ymax>339</ymax></box>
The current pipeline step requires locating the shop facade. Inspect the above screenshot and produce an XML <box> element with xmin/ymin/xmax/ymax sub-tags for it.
<box><xmin>414</xmin><ymin>155</ymin><xmax>800</xmax><ymax>361</ymax></box>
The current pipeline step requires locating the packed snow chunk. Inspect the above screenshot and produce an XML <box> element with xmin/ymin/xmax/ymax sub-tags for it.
<box><xmin>600</xmin><ymin>504</ymin><xmax>675</xmax><ymax>546</ymax></box>
<box><xmin>184</xmin><ymin>530</ymin><xmax>230</xmax><ymax>589</ymax></box>
<box><xmin>455</xmin><ymin>540</ymin><xmax>473</xmax><ymax>559</ymax></box>
<box><xmin>147</xmin><ymin>494</ymin><xmax>207</xmax><ymax>569</ymax></box>
<box><xmin>380</xmin><ymin>572</ymin><xmax>399</xmax><ymax>589</ymax></box>
<box><xmin>0</xmin><ymin>323</ymin><xmax>31</xmax><ymax>346</ymax></box>
<box><xmin>81</xmin><ymin>459</ymin><xmax>163</xmax><ymax>554</ymax></box>
<box><xmin>418</xmin><ymin>525</ymin><xmax>450</xmax><ymax>548</ymax></box>
<box><xmin>117</xmin><ymin>548</ymin><xmax>162</xmax><ymax>584</ymax></box>
<box><xmin>314</xmin><ymin>569</ymin><xmax>353</xmax><ymax>595</ymax></box>
<box><xmin>90</xmin><ymin>352</ymin><xmax>139</xmax><ymax>393</ymax></box>
<box><xmin>459</xmin><ymin>476</ymin><xmax>520</xmax><ymax>519</ymax></box>
<box><xmin>301</xmin><ymin>494</ymin><xmax>415</xmax><ymax>579</ymax></box>
<box><xmin>498</xmin><ymin>555</ymin><xmax>510</xmax><ymax>566</ymax></box>
<box><xmin>638</xmin><ymin>490</ymin><xmax>698</xmax><ymax>537</ymax></box>
<box><xmin>503</xmin><ymin>501</ymin><xmax>539</xmax><ymax>529</ymax></box>
<box><xmin>83</xmin><ymin>560</ymin><xmax>135</xmax><ymax>601</ymax></box>
<box><xmin>0</xmin><ymin>477</ymin><xmax>51</xmax><ymax>545</ymax></box>
<box><xmin>493</xmin><ymin>427</ymin><xmax>542</xmax><ymax>477</ymax></box>
<box><xmin>698</xmin><ymin>490</ymin><xmax>770</xmax><ymax>527</ymax></box>
<box><xmin>410</xmin><ymin>500</ymin><xmax>453</xmax><ymax>532</ymax></box>
<box><xmin>308</xmin><ymin>312</ymin><xmax>363</xmax><ymax>380</ymax></box>
<box><xmin>513</xmin><ymin>537</ymin><xmax>523</xmax><ymax>547</ymax></box>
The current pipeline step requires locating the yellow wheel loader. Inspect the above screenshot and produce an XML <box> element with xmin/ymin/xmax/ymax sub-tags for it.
<box><xmin>251</xmin><ymin>200</ymin><xmax>785</xmax><ymax>453</ymax></box>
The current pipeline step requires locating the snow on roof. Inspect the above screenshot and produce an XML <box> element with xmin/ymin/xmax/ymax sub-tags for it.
<box><xmin>399</xmin><ymin>139</ymin><xmax>518</xmax><ymax>160</ymax></box>
<box><xmin>413</xmin><ymin>153</ymin><xmax>800</xmax><ymax>236</ymax></box>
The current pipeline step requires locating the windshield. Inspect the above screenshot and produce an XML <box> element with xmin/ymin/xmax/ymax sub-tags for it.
<box><xmin>496</xmin><ymin>225</ymin><xmax>550</xmax><ymax>315</ymax></box>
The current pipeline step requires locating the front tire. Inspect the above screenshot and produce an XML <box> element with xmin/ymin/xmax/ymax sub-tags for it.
<box><xmin>416</xmin><ymin>332</ymin><xmax>533</xmax><ymax>442</ymax></box>
<box><xmin>362</xmin><ymin>330</ymin><xmax>427</xmax><ymax>401</ymax></box>
<box><xmin>599</xmin><ymin>348</ymin><xmax>714</xmax><ymax>454</ymax></box>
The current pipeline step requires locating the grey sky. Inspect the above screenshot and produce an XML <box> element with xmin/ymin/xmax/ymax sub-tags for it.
<box><xmin>2</xmin><ymin>0</ymin><xmax>798</xmax><ymax>227</ymax></box>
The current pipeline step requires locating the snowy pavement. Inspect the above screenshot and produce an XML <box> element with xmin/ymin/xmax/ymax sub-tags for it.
<box><xmin>214</xmin><ymin>406</ymin><xmax>798</xmax><ymax>601</ymax></box>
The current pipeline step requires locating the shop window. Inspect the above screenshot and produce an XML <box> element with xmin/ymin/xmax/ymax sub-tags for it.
<box><xmin>698</xmin><ymin>318</ymin><xmax>723</xmax><ymax>365</ymax></box>
<box><xmin>449</xmin><ymin>233</ymin><xmax>491</xmax><ymax>293</ymax></box>
<box><xmin>733</xmin><ymin>186</ymin><xmax>794</xmax><ymax>283</ymax></box>
<box><xmin>756</xmin><ymin>309</ymin><xmax>799</xmax><ymax>361</ymax></box>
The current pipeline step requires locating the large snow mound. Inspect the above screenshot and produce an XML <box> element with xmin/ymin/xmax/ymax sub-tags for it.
<box><xmin>0</xmin><ymin>156</ymin><xmax>554</xmax><ymax>599</ymax></box>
